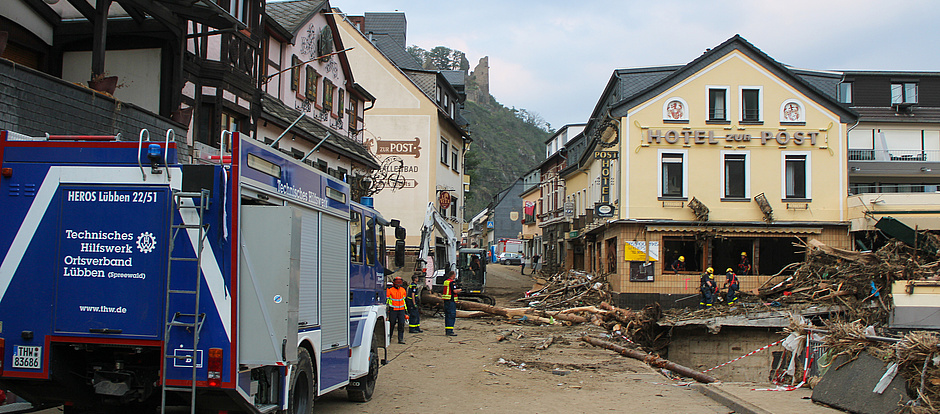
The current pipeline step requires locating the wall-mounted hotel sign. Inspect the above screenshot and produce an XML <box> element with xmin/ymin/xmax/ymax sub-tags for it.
<box><xmin>646</xmin><ymin>130</ymin><xmax>819</xmax><ymax>146</ymax></box>
<box><xmin>595</xmin><ymin>151</ymin><xmax>618</xmax><ymax>203</ymax></box>
<box><xmin>376</xmin><ymin>138</ymin><xmax>422</xmax><ymax>157</ymax></box>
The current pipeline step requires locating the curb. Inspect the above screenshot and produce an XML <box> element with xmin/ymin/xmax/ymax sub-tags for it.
<box><xmin>690</xmin><ymin>383</ymin><xmax>772</xmax><ymax>414</ymax></box>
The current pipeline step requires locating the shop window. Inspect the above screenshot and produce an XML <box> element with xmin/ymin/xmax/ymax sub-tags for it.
<box><xmin>450</xmin><ymin>197</ymin><xmax>458</xmax><ymax>217</ymax></box>
<box><xmin>891</xmin><ymin>83</ymin><xmax>918</xmax><ymax>104</ymax></box>
<box><xmin>722</xmin><ymin>152</ymin><xmax>748</xmax><ymax>199</ymax></box>
<box><xmin>663</xmin><ymin>238</ymin><xmax>701</xmax><ymax>273</ymax></box>
<box><xmin>659</xmin><ymin>151</ymin><xmax>686</xmax><ymax>199</ymax></box>
<box><xmin>839</xmin><ymin>82</ymin><xmax>853</xmax><ymax>104</ymax></box>
<box><xmin>708</xmin><ymin>87</ymin><xmax>728</xmax><ymax>121</ymax></box>
<box><xmin>440</xmin><ymin>139</ymin><xmax>449</xmax><ymax>165</ymax></box>
<box><xmin>741</xmin><ymin>88</ymin><xmax>761</xmax><ymax>122</ymax></box>
<box><xmin>349</xmin><ymin>211</ymin><xmax>362</xmax><ymax>263</ymax></box>
<box><xmin>783</xmin><ymin>153</ymin><xmax>810</xmax><ymax>200</ymax></box>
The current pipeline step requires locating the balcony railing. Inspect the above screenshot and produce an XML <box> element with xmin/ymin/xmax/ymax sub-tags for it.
<box><xmin>849</xmin><ymin>183</ymin><xmax>940</xmax><ymax>195</ymax></box>
<box><xmin>848</xmin><ymin>149</ymin><xmax>940</xmax><ymax>162</ymax></box>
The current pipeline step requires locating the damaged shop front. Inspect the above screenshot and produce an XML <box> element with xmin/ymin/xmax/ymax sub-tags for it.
<box><xmin>587</xmin><ymin>221</ymin><xmax>850</xmax><ymax>310</ymax></box>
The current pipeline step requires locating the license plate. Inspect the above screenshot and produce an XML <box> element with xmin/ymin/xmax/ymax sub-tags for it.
<box><xmin>12</xmin><ymin>345</ymin><xmax>42</xmax><ymax>369</ymax></box>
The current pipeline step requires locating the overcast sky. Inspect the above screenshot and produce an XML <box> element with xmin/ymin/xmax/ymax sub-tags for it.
<box><xmin>329</xmin><ymin>0</ymin><xmax>940</xmax><ymax>130</ymax></box>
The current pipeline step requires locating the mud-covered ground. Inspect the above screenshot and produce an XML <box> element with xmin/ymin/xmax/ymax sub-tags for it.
<box><xmin>314</xmin><ymin>263</ymin><xmax>731</xmax><ymax>413</ymax></box>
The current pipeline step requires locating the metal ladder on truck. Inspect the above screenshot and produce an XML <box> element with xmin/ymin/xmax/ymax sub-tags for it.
<box><xmin>161</xmin><ymin>189</ymin><xmax>210</xmax><ymax>414</ymax></box>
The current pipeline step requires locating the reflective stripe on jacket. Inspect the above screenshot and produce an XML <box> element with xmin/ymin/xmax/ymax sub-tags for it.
<box><xmin>386</xmin><ymin>286</ymin><xmax>407</xmax><ymax>310</ymax></box>
<box><xmin>442</xmin><ymin>279</ymin><xmax>456</xmax><ymax>301</ymax></box>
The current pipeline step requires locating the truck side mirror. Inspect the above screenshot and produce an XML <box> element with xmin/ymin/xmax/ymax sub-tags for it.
<box><xmin>395</xmin><ymin>226</ymin><xmax>406</xmax><ymax>240</ymax></box>
<box><xmin>394</xmin><ymin>239</ymin><xmax>406</xmax><ymax>267</ymax></box>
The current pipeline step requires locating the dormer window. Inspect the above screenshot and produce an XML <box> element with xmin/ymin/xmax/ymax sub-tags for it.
<box><xmin>891</xmin><ymin>82</ymin><xmax>918</xmax><ymax>104</ymax></box>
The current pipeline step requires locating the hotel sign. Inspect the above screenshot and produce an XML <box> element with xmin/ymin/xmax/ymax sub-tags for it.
<box><xmin>646</xmin><ymin>130</ymin><xmax>819</xmax><ymax>146</ymax></box>
<box><xmin>595</xmin><ymin>151</ymin><xmax>618</xmax><ymax>203</ymax></box>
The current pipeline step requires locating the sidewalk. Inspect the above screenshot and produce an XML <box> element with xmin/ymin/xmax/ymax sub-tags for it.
<box><xmin>692</xmin><ymin>382</ymin><xmax>843</xmax><ymax>414</ymax></box>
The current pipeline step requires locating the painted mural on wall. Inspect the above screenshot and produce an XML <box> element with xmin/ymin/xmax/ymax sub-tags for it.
<box><xmin>360</xmin><ymin>137</ymin><xmax>423</xmax><ymax>195</ymax></box>
<box><xmin>292</xmin><ymin>17</ymin><xmax>347</xmax><ymax>136</ymax></box>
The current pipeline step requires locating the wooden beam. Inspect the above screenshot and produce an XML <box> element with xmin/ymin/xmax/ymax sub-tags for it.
<box><xmin>91</xmin><ymin>0</ymin><xmax>112</xmax><ymax>79</ymax></box>
<box><xmin>115</xmin><ymin>0</ymin><xmax>148</xmax><ymax>25</ymax></box>
<box><xmin>21</xmin><ymin>0</ymin><xmax>61</xmax><ymax>26</ymax></box>
<box><xmin>66</xmin><ymin>0</ymin><xmax>97</xmax><ymax>22</ymax></box>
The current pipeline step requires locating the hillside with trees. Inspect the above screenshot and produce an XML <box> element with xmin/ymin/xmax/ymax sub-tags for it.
<box><xmin>409</xmin><ymin>46</ymin><xmax>552</xmax><ymax>219</ymax></box>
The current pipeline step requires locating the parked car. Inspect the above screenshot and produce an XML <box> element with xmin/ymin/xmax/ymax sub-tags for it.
<box><xmin>497</xmin><ymin>252</ymin><xmax>523</xmax><ymax>265</ymax></box>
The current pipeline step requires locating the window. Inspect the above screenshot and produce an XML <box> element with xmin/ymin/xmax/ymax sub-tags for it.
<box><xmin>452</xmin><ymin>150</ymin><xmax>459</xmax><ymax>172</ymax></box>
<box><xmin>708</xmin><ymin>88</ymin><xmax>727</xmax><ymax>121</ymax></box>
<box><xmin>305</xmin><ymin>66</ymin><xmax>316</xmax><ymax>101</ymax></box>
<box><xmin>783</xmin><ymin>153</ymin><xmax>810</xmax><ymax>200</ymax></box>
<box><xmin>348</xmin><ymin>99</ymin><xmax>358</xmax><ymax>130</ymax></box>
<box><xmin>839</xmin><ymin>82</ymin><xmax>853</xmax><ymax>104</ymax></box>
<box><xmin>364</xmin><ymin>216</ymin><xmax>376</xmax><ymax>266</ymax></box>
<box><xmin>722</xmin><ymin>152</ymin><xmax>748</xmax><ymax>199</ymax></box>
<box><xmin>349</xmin><ymin>211</ymin><xmax>362</xmax><ymax>263</ymax></box>
<box><xmin>659</xmin><ymin>151</ymin><xmax>686</xmax><ymax>198</ymax></box>
<box><xmin>290</xmin><ymin>55</ymin><xmax>300</xmax><ymax>91</ymax></box>
<box><xmin>316</xmin><ymin>159</ymin><xmax>328</xmax><ymax>173</ymax></box>
<box><xmin>450</xmin><ymin>196</ymin><xmax>458</xmax><ymax>217</ymax></box>
<box><xmin>337</xmin><ymin>89</ymin><xmax>345</xmax><ymax>114</ymax></box>
<box><xmin>441</xmin><ymin>139</ymin><xmax>449</xmax><ymax>165</ymax></box>
<box><xmin>741</xmin><ymin>88</ymin><xmax>760</xmax><ymax>122</ymax></box>
<box><xmin>891</xmin><ymin>83</ymin><xmax>918</xmax><ymax>104</ymax></box>
<box><xmin>322</xmin><ymin>78</ymin><xmax>334</xmax><ymax>112</ymax></box>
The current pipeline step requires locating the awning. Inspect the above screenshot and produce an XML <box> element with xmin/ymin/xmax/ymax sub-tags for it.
<box><xmin>646</xmin><ymin>225</ymin><xmax>822</xmax><ymax>235</ymax></box>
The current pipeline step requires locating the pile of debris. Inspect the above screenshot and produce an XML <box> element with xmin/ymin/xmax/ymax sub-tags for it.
<box><xmin>520</xmin><ymin>269</ymin><xmax>610</xmax><ymax>310</ymax></box>
<box><xmin>755</xmin><ymin>238</ymin><xmax>940</xmax><ymax>325</ymax></box>
<box><xmin>820</xmin><ymin>321</ymin><xmax>940</xmax><ymax>413</ymax></box>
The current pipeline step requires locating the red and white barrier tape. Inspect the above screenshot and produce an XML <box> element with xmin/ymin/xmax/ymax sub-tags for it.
<box><xmin>755</xmin><ymin>335</ymin><xmax>813</xmax><ymax>391</ymax></box>
<box><xmin>702</xmin><ymin>338</ymin><xmax>785</xmax><ymax>373</ymax></box>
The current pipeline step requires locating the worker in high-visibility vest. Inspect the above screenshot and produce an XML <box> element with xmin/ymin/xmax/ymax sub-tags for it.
<box><xmin>441</xmin><ymin>270</ymin><xmax>462</xmax><ymax>336</ymax></box>
<box><xmin>724</xmin><ymin>268</ymin><xmax>740</xmax><ymax>305</ymax></box>
<box><xmin>386</xmin><ymin>276</ymin><xmax>408</xmax><ymax>344</ymax></box>
<box><xmin>406</xmin><ymin>275</ymin><xmax>422</xmax><ymax>333</ymax></box>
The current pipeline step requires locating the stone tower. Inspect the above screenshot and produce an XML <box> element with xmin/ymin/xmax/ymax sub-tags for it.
<box><xmin>467</xmin><ymin>56</ymin><xmax>490</xmax><ymax>104</ymax></box>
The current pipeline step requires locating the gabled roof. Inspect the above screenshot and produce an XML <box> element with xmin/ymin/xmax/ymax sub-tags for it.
<box><xmin>260</xmin><ymin>93</ymin><xmax>379</xmax><ymax>170</ymax></box>
<box><xmin>576</xmin><ymin>35</ymin><xmax>858</xmax><ymax>171</ymax></box>
<box><xmin>266</xmin><ymin>0</ymin><xmax>328</xmax><ymax>35</ymax></box>
<box><xmin>609</xmin><ymin>35</ymin><xmax>856</xmax><ymax>122</ymax></box>
<box><xmin>363</xmin><ymin>12</ymin><xmax>407</xmax><ymax>48</ymax></box>
<box><xmin>370</xmin><ymin>33</ymin><xmax>423</xmax><ymax>70</ymax></box>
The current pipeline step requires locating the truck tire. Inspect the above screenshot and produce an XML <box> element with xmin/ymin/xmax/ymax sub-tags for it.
<box><xmin>288</xmin><ymin>347</ymin><xmax>315</xmax><ymax>414</ymax></box>
<box><xmin>347</xmin><ymin>334</ymin><xmax>379</xmax><ymax>402</ymax></box>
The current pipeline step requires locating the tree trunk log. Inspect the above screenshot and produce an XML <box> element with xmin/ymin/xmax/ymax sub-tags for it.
<box><xmin>580</xmin><ymin>335</ymin><xmax>716</xmax><ymax>383</ymax></box>
<box><xmin>421</xmin><ymin>291</ymin><xmax>556</xmax><ymax>324</ymax></box>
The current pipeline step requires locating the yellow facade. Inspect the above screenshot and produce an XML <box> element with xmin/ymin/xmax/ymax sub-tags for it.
<box><xmin>621</xmin><ymin>50</ymin><xmax>847</xmax><ymax>223</ymax></box>
<box><xmin>573</xmin><ymin>38</ymin><xmax>855</xmax><ymax>305</ymax></box>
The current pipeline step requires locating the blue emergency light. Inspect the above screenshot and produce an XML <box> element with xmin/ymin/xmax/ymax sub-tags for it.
<box><xmin>360</xmin><ymin>196</ymin><xmax>374</xmax><ymax>207</ymax></box>
<box><xmin>147</xmin><ymin>144</ymin><xmax>161</xmax><ymax>158</ymax></box>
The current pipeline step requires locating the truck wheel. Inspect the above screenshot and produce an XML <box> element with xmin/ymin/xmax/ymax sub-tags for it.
<box><xmin>288</xmin><ymin>347</ymin><xmax>315</xmax><ymax>414</ymax></box>
<box><xmin>347</xmin><ymin>335</ymin><xmax>379</xmax><ymax>402</ymax></box>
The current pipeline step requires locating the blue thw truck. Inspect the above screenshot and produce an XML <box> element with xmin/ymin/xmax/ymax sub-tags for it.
<box><xmin>0</xmin><ymin>129</ymin><xmax>393</xmax><ymax>413</ymax></box>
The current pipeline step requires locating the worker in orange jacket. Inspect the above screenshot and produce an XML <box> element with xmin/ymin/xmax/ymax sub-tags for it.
<box><xmin>387</xmin><ymin>276</ymin><xmax>408</xmax><ymax>344</ymax></box>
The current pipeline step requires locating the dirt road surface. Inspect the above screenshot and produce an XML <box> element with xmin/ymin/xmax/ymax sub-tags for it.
<box><xmin>314</xmin><ymin>263</ymin><xmax>730</xmax><ymax>413</ymax></box>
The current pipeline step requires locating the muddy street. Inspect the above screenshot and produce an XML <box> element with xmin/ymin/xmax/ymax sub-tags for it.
<box><xmin>313</xmin><ymin>263</ymin><xmax>730</xmax><ymax>413</ymax></box>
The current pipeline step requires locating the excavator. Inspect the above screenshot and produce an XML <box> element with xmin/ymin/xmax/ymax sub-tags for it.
<box><xmin>414</xmin><ymin>202</ymin><xmax>495</xmax><ymax>305</ymax></box>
